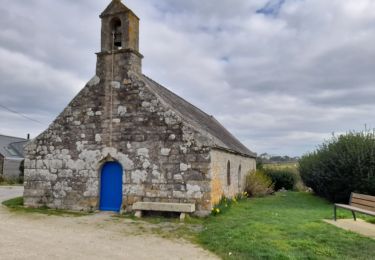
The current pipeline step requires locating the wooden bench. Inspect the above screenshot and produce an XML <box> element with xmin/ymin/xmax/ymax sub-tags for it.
<box><xmin>334</xmin><ymin>193</ymin><xmax>375</xmax><ymax>221</ymax></box>
<box><xmin>132</xmin><ymin>202</ymin><xmax>195</xmax><ymax>221</ymax></box>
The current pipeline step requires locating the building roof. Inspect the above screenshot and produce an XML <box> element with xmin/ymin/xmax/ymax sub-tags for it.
<box><xmin>143</xmin><ymin>76</ymin><xmax>257</xmax><ymax>158</ymax></box>
<box><xmin>100</xmin><ymin>0</ymin><xmax>138</xmax><ymax>19</ymax></box>
<box><xmin>0</xmin><ymin>134</ymin><xmax>28</xmax><ymax>159</ymax></box>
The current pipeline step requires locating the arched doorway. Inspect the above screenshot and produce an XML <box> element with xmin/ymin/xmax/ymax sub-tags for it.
<box><xmin>99</xmin><ymin>161</ymin><xmax>123</xmax><ymax>212</ymax></box>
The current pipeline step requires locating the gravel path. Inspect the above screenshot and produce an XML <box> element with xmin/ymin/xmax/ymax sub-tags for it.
<box><xmin>0</xmin><ymin>186</ymin><xmax>218</xmax><ymax>260</ymax></box>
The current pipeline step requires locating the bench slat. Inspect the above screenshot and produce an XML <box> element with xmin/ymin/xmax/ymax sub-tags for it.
<box><xmin>335</xmin><ymin>203</ymin><xmax>375</xmax><ymax>216</ymax></box>
<box><xmin>352</xmin><ymin>193</ymin><xmax>375</xmax><ymax>202</ymax></box>
<box><xmin>351</xmin><ymin>203</ymin><xmax>375</xmax><ymax>212</ymax></box>
<box><xmin>133</xmin><ymin>202</ymin><xmax>195</xmax><ymax>213</ymax></box>
<box><xmin>351</xmin><ymin>198</ymin><xmax>375</xmax><ymax>208</ymax></box>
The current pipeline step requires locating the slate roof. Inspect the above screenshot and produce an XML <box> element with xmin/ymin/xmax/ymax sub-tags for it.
<box><xmin>0</xmin><ymin>134</ymin><xmax>28</xmax><ymax>159</ymax></box>
<box><xmin>142</xmin><ymin>76</ymin><xmax>257</xmax><ymax>158</ymax></box>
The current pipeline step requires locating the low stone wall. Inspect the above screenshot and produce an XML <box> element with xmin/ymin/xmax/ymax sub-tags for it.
<box><xmin>210</xmin><ymin>149</ymin><xmax>256</xmax><ymax>205</ymax></box>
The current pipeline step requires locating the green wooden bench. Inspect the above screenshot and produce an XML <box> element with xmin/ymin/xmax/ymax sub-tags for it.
<box><xmin>334</xmin><ymin>193</ymin><xmax>375</xmax><ymax>221</ymax></box>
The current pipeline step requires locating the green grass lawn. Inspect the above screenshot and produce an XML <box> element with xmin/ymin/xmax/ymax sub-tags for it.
<box><xmin>198</xmin><ymin>192</ymin><xmax>375</xmax><ymax>260</ymax></box>
<box><xmin>2</xmin><ymin>197</ymin><xmax>90</xmax><ymax>217</ymax></box>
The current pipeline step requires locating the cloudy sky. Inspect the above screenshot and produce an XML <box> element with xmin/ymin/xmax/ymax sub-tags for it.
<box><xmin>1</xmin><ymin>0</ymin><xmax>375</xmax><ymax>156</ymax></box>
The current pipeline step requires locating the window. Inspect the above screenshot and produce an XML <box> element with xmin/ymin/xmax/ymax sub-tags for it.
<box><xmin>238</xmin><ymin>165</ymin><xmax>242</xmax><ymax>189</ymax></box>
<box><xmin>111</xmin><ymin>18</ymin><xmax>122</xmax><ymax>48</ymax></box>
<box><xmin>227</xmin><ymin>161</ymin><xmax>231</xmax><ymax>186</ymax></box>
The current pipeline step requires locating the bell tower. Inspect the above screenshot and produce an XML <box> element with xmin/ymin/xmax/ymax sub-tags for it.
<box><xmin>96</xmin><ymin>0</ymin><xmax>143</xmax><ymax>79</ymax></box>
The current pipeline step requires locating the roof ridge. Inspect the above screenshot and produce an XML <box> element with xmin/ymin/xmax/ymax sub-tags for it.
<box><xmin>142</xmin><ymin>75</ymin><xmax>213</xmax><ymax>119</ymax></box>
<box><xmin>0</xmin><ymin>134</ymin><xmax>27</xmax><ymax>140</ymax></box>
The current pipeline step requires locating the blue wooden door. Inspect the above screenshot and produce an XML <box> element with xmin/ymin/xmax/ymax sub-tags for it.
<box><xmin>100</xmin><ymin>162</ymin><xmax>123</xmax><ymax>212</ymax></box>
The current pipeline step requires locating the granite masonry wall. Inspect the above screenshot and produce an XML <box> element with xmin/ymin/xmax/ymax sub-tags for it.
<box><xmin>24</xmin><ymin>52</ymin><xmax>215</xmax><ymax>215</ymax></box>
<box><xmin>210</xmin><ymin>149</ymin><xmax>256</xmax><ymax>205</ymax></box>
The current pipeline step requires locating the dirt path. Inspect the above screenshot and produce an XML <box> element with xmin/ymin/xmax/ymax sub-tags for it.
<box><xmin>0</xmin><ymin>187</ymin><xmax>218</xmax><ymax>260</ymax></box>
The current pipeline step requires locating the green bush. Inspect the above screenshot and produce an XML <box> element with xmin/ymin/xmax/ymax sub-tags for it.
<box><xmin>245</xmin><ymin>170</ymin><xmax>274</xmax><ymax>197</ymax></box>
<box><xmin>264</xmin><ymin>168</ymin><xmax>297</xmax><ymax>191</ymax></box>
<box><xmin>299</xmin><ymin>130</ymin><xmax>375</xmax><ymax>203</ymax></box>
<box><xmin>256</xmin><ymin>157</ymin><xmax>264</xmax><ymax>170</ymax></box>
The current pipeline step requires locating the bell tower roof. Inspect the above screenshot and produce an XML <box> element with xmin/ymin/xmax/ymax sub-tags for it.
<box><xmin>100</xmin><ymin>0</ymin><xmax>138</xmax><ymax>19</ymax></box>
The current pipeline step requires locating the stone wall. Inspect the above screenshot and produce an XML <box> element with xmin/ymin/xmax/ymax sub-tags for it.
<box><xmin>3</xmin><ymin>158</ymin><xmax>23</xmax><ymax>180</ymax></box>
<box><xmin>24</xmin><ymin>61</ymin><xmax>213</xmax><ymax>215</ymax></box>
<box><xmin>210</xmin><ymin>149</ymin><xmax>256</xmax><ymax>205</ymax></box>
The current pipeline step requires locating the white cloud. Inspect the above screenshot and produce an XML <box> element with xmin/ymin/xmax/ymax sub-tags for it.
<box><xmin>0</xmin><ymin>0</ymin><xmax>374</xmax><ymax>156</ymax></box>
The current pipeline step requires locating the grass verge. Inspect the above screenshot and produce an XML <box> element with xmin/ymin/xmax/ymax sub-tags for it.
<box><xmin>2</xmin><ymin>197</ymin><xmax>90</xmax><ymax>217</ymax></box>
<box><xmin>198</xmin><ymin>192</ymin><xmax>375</xmax><ymax>259</ymax></box>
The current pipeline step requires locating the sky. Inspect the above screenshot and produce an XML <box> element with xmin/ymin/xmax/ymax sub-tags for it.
<box><xmin>0</xmin><ymin>0</ymin><xmax>375</xmax><ymax>157</ymax></box>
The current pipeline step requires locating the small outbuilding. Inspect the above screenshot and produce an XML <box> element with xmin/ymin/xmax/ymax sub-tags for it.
<box><xmin>0</xmin><ymin>134</ymin><xmax>28</xmax><ymax>181</ymax></box>
<box><xmin>24</xmin><ymin>0</ymin><xmax>256</xmax><ymax>216</ymax></box>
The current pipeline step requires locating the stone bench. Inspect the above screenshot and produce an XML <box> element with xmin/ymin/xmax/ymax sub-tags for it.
<box><xmin>132</xmin><ymin>202</ymin><xmax>195</xmax><ymax>220</ymax></box>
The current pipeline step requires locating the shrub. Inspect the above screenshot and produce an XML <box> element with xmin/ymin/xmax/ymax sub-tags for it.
<box><xmin>299</xmin><ymin>130</ymin><xmax>375</xmax><ymax>203</ymax></box>
<box><xmin>264</xmin><ymin>168</ymin><xmax>297</xmax><ymax>191</ymax></box>
<box><xmin>256</xmin><ymin>157</ymin><xmax>264</xmax><ymax>170</ymax></box>
<box><xmin>245</xmin><ymin>170</ymin><xmax>274</xmax><ymax>197</ymax></box>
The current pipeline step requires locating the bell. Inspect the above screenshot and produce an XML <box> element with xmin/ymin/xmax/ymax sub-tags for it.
<box><xmin>114</xmin><ymin>33</ymin><xmax>122</xmax><ymax>47</ymax></box>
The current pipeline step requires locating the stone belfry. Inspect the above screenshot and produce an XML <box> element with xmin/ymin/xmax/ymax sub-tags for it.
<box><xmin>97</xmin><ymin>0</ymin><xmax>143</xmax><ymax>80</ymax></box>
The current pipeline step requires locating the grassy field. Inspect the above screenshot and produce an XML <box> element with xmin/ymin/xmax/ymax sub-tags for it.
<box><xmin>263</xmin><ymin>162</ymin><xmax>299</xmax><ymax>170</ymax></box>
<box><xmin>198</xmin><ymin>192</ymin><xmax>375</xmax><ymax>259</ymax></box>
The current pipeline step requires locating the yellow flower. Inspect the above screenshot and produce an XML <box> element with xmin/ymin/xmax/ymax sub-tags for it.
<box><xmin>216</xmin><ymin>208</ymin><xmax>220</xmax><ymax>213</ymax></box>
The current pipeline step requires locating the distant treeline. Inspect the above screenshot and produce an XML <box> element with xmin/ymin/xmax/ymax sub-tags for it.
<box><xmin>259</xmin><ymin>153</ymin><xmax>299</xmax><ymax>164</ymax></box>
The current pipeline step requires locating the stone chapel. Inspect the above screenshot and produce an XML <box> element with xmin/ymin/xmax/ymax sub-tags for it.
<box><xmin>23</xmin><ymin>0</ymin><xmax>256</xmax><ymax>216</ymax></box>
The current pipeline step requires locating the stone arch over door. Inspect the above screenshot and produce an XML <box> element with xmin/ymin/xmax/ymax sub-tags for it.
<box><xmin>99</xmin><ymin>161</ymin><xmax>123</xmax><ymax>212</ymax></box>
